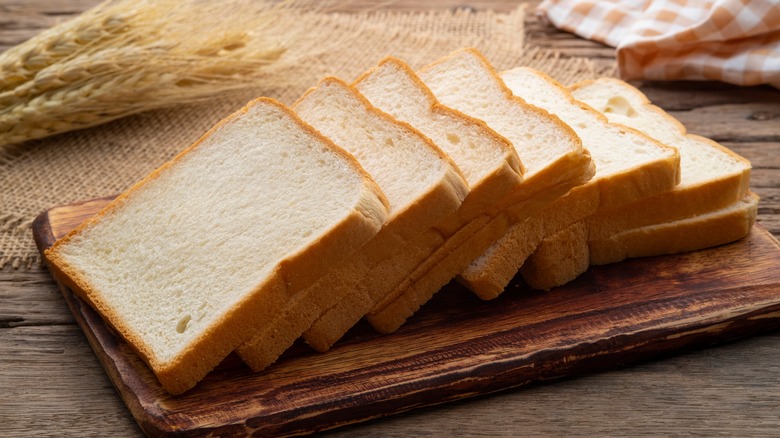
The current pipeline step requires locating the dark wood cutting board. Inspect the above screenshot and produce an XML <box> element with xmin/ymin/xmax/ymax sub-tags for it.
<box><xmin>33</xmin><ymin>196</ymin><xmax>780</xmax><ymax>437</ymax></box>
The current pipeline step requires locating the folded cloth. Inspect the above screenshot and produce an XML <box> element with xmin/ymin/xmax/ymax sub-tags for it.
<box><xmin>538</xmin><ymin>0</ymin><xmax>780</xmax><ymax>88</ymax></box>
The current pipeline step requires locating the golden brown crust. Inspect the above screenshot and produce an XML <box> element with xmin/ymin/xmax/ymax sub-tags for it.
<box><xmin>367</xmin><ymin>166</ymin><xmax>594</xmax><ymax>332</ymax></box>
<box><xmin>520</xmin><ymin>221</ymin><xmax>590</xmax><ymax>291</ymax></box>
<box><xmin>522</xmin><ymin>192</ymin><xmax>759</xmax><ymax>289</ymax></box>
<box><xmin>569</xmin><ymin>77</ymin><xmax>752</xmax><ymax>181</ymax></box>
<box><xmin>356</xmin><ymin>56</ymin><xmax>526</xmax><ymax>231</ymax></box>
<box><xmin>296</xmin><ymin>76</ymin><xmax>470</xmax><ymax>225</ymax></box>
<box><xmin>589</xmin><ymin>192</ymin><xmax>759</xmax><ymax>265</ymax></box>
<box><xmin>458</xmin><ymin>49</ymin><xmax>594</xmax><ymax>214</ymax></box>
<box><xmin>357</xmin><ymin>56</ymin><xmax>525</xmax><ymax>177</ymax></box>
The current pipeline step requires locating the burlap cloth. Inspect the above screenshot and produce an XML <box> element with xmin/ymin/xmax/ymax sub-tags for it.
<box><xmin>0</xmin><ymin>5</ymin><xmax>612</xmax><ymax>269</ymax></box>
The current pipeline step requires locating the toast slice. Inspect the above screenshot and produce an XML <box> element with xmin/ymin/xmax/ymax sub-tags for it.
<box><xmin>521</xmin><ymin>78</ymin><xmax>753</xmax><ymax>289</ymax></box>
<box><xmin>572</xmin><ymin>78</ymin><xmax>752</xmax><ymax>238</ymax></box>
<box><xmin>365</xmin><ymin>48</ymin><xmax>595</xmax><ymax>334</ymax></box>
<box><xmin>44</xmin><ymin>98</ymin><xmax>389</xmax><ymax>394</ymax></box>
<box><xmin>301</xmin><ymin>57</ymin><xmax>524</xmax><ymax>352</ymax></box>
<box><xmin>235</xmin><ymin>78</ymin><xmax>468</xmax><ymax>369</ymax></box>
<box><xmin>458</xmin><ymin>68</ymin><xmax>681</xmax><ymax>299</ymax></box>
<box><xmin>521</xmin><ymin>192</ymin><xmax>759</xmax><ymax>289</ymax></box>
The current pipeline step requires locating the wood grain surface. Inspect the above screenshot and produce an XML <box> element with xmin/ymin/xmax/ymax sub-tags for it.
<box><xmin>2</xmin><ymin>1</ymin><xmax>780</xmax><ymax>437</ymax></box>
<box><xmin>26</xmin><ymin>198</ymin><xmax>780</xmax><ymax>436</ymax></box>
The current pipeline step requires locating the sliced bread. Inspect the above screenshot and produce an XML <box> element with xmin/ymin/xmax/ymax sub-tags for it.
<box><xmin>571</xmin><ymin>78</ymin><xmax>752</xmax><ymax>238</ymax></box>
<box><xmin>236</xmin><ymin>77</ymin><xmax>469</xmax><ymax>368</ymax></box>
<box><xmin>520</xmin><ymin>78</ymin><xmax>753</xmax><ymax>289</ymax></box>
<box><xmin>365</xmin><ymin>48</ymin><xmax>595</xmax><ymax>334</ymax></box>
<box><xmin>301</xmin><ymin>57</ymin><xmax>524</xmax><ymax>352</ymax></box>
<box><xmin>521</xmin><ymin>191</ymin><xmax>758</xmax><ymax>289</ymax></box>
<box><xmin>44</xmin><ymin>98</ymin><xmax>389</xmax><ymax>394</ymax></box>
<box><xmin>457</xmin><ymin>67</ymin><xmax>681</xmax><ymax>299</ymax></box>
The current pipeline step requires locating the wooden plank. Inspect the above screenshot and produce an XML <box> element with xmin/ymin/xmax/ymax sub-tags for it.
<box><xmin>0</xmin><ymin>0</ymin><xmax>102</xmax><ymax>49</ymax></box>
<box><xmin>0</xmin><ymin>269</ymin><xmax>72</xmax><ymax>328</ymax></box>
<box><xmin>755</xmin><ymin>187</ymin><xmax>780</xmax><ymax>236</ymax></box>
<box><xmin>667</xmin><ymin>103</ymin><xmax>780</xmax><ymax>142</ymax></box>
<box><xmin>330</xmin><ymin>332</ymin><xmax>780</xmax><ymax>437</ymax></box>
<box><xmin>752</xmin><ymin>170</ymin><xmax>780</xmax><ymax>190</ymax></box>
<box><xmin>0</xmin><ymin>325</ymin><xmax>141</xmax><ymax>436</ymax></box>
<box><xmin>29</xmin><ymin>199</ymin><xmax>780</xmax><ymax>437</ymax></box>
<box><xmin>723</xmin><ymin>142</ymin><xmax>780</xmax><ymax>169</ymax></box>
<box><xmin>639</xmin><ymin>82</ymin><xmax>780</xmax><ymax>111</ymax></box>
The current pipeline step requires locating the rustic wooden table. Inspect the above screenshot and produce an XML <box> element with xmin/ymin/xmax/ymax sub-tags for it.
<box><xmin>2</xmin><ymin>1</ymin><xmax>779</xmax><ymax>436</ymax></box>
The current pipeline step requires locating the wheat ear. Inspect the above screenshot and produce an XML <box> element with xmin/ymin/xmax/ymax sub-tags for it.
<box><xmin>0</xmin><ymin>0</ymin><xmax>313</xmax><ymax>147</ymax></box>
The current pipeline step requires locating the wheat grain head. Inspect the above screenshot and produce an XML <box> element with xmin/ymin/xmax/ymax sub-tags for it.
<box><xmin>0</xmin><ymin>0</ymin><xmax>318</xmax><ymax>146</ymax></box>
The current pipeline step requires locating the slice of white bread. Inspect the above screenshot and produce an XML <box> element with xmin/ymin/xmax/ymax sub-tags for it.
<box><xmin>521</xmin><ymin>192</ymin><xmax>758</xmax><ymax>289</ymax></box>
<box><xmin>44</xmin><ymin>98</ymin><xmax>389</xmax><ymax>395</ymax></box>
<box><xmin>236</xmin><ymin>77</ymin><xmax>469</xmax><ymax>369</ymax></box>
<box><xmin>457</xmin><ymin>67</ymin><xmax>681</xmax><ymax>299</ymax></box>
<box><xmin>365</xmin><ymin>48</ymin><xmax>595</xmax><ymax>334</ymax></box>
<box><xmin>520</xmin><ymin>78</ymin><xmax>753</xmax><ymax>289</ymax></box>
<box><xmin>301</xmin><ymin>57</ymin><xmax>524</xmax><ymax>352</ymax></box>
<box><xmin>571</xmin><ymin>78</ymin><xmax>752</xmax><ymax>238</ymax></box>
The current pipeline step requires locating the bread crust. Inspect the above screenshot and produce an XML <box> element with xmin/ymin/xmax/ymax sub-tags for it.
<box><xmin>520</xmin><ymin>222</ymin><xmax>590</xmax><ymax>291</ymax></box>
<box><xmin>356</xmin><ymin>56</ymin><xmax>525</xmax><ymax>228</ymax></box>
<box><xmin>457</xmin><ymin>184</ymin><xmax>600</xmax><ymax>299</ymax></box>
<box><xmin>45</xmin><ymin>98</ymin><xmax>389</xmax><ymax>394</ymax></box>
<box><xmin>590</xmin><ymin>192</ymin><xmax>759</xmax><ymax>265</ymax></box>
<box><xmin>524</xmin><ymin>192</ymin><xmax>758</xmax><ymax>289</ymax></box>
<box><xmin>236</xmin><ymin>76</ymin><xmax>470</xmax><ymax>370</ymax></box>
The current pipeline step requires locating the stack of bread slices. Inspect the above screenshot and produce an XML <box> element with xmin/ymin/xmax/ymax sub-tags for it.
<box><xmin>44</xmin><ymin>48</ymin><xmax>755</xmax><ymax>395</ymax></box>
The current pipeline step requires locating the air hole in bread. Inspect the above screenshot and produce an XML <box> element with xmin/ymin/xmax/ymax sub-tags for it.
<box><xmin>385</xmin><ymin>138</ymin><xmax>395</xmax><ymax>147</ymax></box>
<box><xmin>176</xmin><ymin>315</ymin><xmax>191</xmax><ymax>334</ymax></box>
<box><xmin>604</xmin><ymin>96</ymin><xmax>638</xmax><ymax>117</ymax></box>
<box><xmin>446</xmin><ymin>132</ymin><xmax>461</xmax><ymax>144</ymax></box>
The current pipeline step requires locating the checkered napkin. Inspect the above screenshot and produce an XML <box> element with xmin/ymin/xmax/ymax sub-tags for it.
<box><xmin>537</xmin><ymin>0</ymin><xmax>780</xmax><ymax>88</ymax></box>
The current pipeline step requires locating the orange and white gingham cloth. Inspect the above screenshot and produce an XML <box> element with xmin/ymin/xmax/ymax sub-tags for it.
<box><xmin>537</xmin><ymin>0</ymin><xmax>780</xmax><ymax>88</ymax></box>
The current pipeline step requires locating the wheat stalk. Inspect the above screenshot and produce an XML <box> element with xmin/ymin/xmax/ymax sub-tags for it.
<box><xmin>0</xmin><ymin>0</ymin><xmax>315</xmax><ymax>147</ymax></box>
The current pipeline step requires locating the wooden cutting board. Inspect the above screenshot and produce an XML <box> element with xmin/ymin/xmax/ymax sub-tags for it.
<box><xmin>33</xmin><ymin>197</ymin><xmax>780</xmax><ymax>437</ymax></box>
